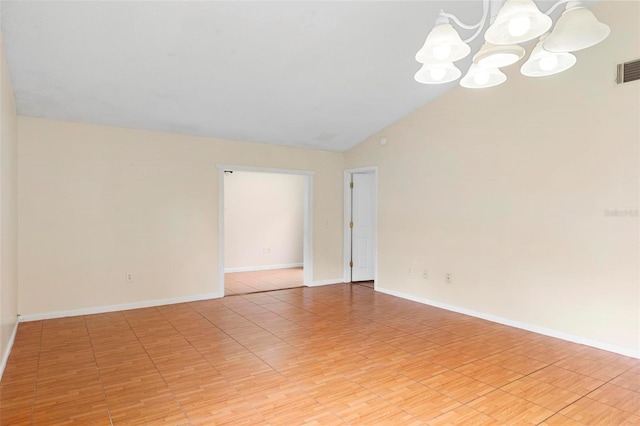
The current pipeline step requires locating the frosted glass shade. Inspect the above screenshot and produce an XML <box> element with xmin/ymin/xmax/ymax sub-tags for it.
<box><xmin>460</xmin><ymin>64</ymin><xmax>507</xmax><ymax>89</ymax></box>
<box><xmin>521</xmin><ymin>36</ymin><xmax>576</xmax><ymax>77</ymax></box>
<box><xmin>484</xmin><ymin>0</ymin><xmax>552</xmax><ymax>45</ymax></box>
<box><xmin>415</xmin><ymin>24</ymin><xmax>471</xmax><ymax>64</ymax></box>
<box><xmin>542</xmin><ymin>5</ymin><xmax>610</xmax><ymax>52</ymax></box>
<box><xmin>473</xmin><ymin>43</ymin><xmax>525</xmax><ymax>68</ymax></box>
<box><xmin>414</xmin><ymin>63</ymin><xmax>462</xmax><ymax>84</ymax></box>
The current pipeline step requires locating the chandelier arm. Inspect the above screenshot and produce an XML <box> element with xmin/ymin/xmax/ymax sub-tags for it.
<box><xmin>441</xmin><ymin>12</ymin><xmax>483</xmax><ymax>30</ymax></box>
<box><xmin>541</xmin><ymin>0</ymin><xmax>571</xmax><ymax>16</ymax></box>
<box><xmin>441</xmin><ymin>0</ymin><xmax>489</xmax><ymax>30</ymax></box>
<box><xmin>461</xmin><ymin>0</ymin><xmax>490</xmax><ymax>43</ymax></box>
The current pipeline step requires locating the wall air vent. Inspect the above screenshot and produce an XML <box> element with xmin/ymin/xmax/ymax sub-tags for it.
<box><xmin>616</xmin><ymin>59</ymin><xmax>640</xmax><ymax>84</ymax></box>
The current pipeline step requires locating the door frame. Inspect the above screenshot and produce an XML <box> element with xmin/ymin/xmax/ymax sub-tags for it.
<box><xmin>343</xmin><ymin>166</ymin><xmax>378</xmax><ymax>286</ymax></box>
<box><xmin>217</xmin><ymin>165</ymin><xmax>314</xmax><ymax>296</ymax></box>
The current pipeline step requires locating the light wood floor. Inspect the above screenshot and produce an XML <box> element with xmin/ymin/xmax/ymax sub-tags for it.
<box><xmin>1</xmin><ymin>284</ymin><xmax>639</xmax><ymax>425</ymax></box>
<box><xmin>225</xmin><ymin>267</ymin><xmax>304</xmax><ymax>296</ymax></box>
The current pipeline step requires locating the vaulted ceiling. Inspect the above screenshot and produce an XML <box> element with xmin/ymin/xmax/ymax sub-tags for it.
<box><xmin>1</xmin><ymin>1</ymin><xmax>576</xmax><ymax>151</ymax></box>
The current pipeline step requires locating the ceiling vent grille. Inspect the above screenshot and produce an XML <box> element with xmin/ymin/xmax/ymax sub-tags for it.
<box><xmin>617</xmin><ymin>59</ymin><xmax>640</xmax><ymax>84</ymax></box>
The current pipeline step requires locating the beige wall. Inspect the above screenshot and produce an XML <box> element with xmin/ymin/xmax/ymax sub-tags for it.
<box><xmin>0</xmin><ymin>33</ymin><xmax>19</xmax><ymax>372</ymax></box>
<box><xmin>224</xmin><ymin>171</ymin><xmax>304</xmax><ymax>271</ymax></box>
<box><xmin>18</xmin><ymin>117</ymin><xmax>344</xmax><ymax>316</ymax></box>
<box><xmin>346</xmin><ymin>1</ymin><xmax>640</xmax><ymax>355</ymax></box>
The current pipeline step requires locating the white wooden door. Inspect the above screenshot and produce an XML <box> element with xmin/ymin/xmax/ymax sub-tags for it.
<box><xmin>351</xmin><ymin>173</ymin><xmax>375</xmax><ymax>282</ymax></box>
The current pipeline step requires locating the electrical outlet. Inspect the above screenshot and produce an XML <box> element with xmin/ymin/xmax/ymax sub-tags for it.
<box><xmin>445</xmin><ymin>273</ymin><xmax>452</xmax><ymax>284</ymax></box>
<box><xmin>263</xmin><ymin>248</ymin><xmax>271</xmax><ymax>254</ymax></box>
<box><xmin>126</xmin><ymin>272</ymin><xmax>133</xmax><ymax>282</ymax></box>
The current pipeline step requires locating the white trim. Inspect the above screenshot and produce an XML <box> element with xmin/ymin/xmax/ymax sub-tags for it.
<box><xmin>19</xmin><ymin>292</ymin><xmax>222</xmax><ymax>323</ymax></box>
<box><xmin>307</xmin><ymin>278</ymin><xmax>345</xmax><ymax>287</ymax></box>
<box><xmin>376</xmin><ymin>286</ymin><xmax>640</xmax><ymax>359</ymax></box>
<box><xmin>343</xmin><ymin>172</ymin><xmax>351</xmax><ymax>282</ymax></box>
<box><xmin>344</xmin><ymin>166</ymin><xmax>378</xmax><ymax>285</ymax></box>
<box><xmin>345</xmin><ymin>166</ymin><xmax>380</xmax><ymax>174</ymax></box>
<box><xmin>218</xmin><ymin>165</ymin><xmax>314</xmax><ymax>294</ymax></box>
<box><xmin>218</xmin><ymin>169</ymin><xmax>225</xmax><ymax>297</ymax></box>
<box><xmin>224</xmin><ymin>263</ymin><xmax>303</xmax><ymax>273</ymax></box>
<box><xmin>0</xmin><ymin>319</ymin><xmax>19</xmax><ymax>381</ymax></box>
<box><xmin>216</xmin><ymin>164</ymin><xmax>315</xmax><ymax>176</ymax></box>
<box><xmin>303</xmin><ymin>175</ymin><xmax>313</xmax><ymax>286</ymax></box>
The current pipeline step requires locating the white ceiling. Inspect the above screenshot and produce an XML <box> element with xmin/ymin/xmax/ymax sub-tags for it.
<box><xmin>2</xmin><ymin>1</ymin><xmax>566</xmax><ymax>151</ymax></box>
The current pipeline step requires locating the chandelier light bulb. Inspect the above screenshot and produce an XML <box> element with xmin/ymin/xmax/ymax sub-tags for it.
<box><xmin>521</xmin><ymin>33</ymin><xmax>577</xmax><ymax>77</ymax></box>
<box><xmin>415</xmin><ymin>14</ymin><xmax>471</xmax><ymax>64</ymax></box>
<box><xmin>508</xmin><ymin>16</ymin><xmax>531</xmax><ymax>37</ymax></box>
<box><xmin>460</xmin><ymin>64</ymin><xmax>507</xmax><ymax>89</ymax></box>
<box><xmin>485</xmin><ymin>0</ymin><xmax>551</xmax><ymax>45</ymax></box>
<box><xmin>473</xmin><ymin>69</ymin><xmax>491</xmax><ymax>85</ymax></box>
<box><xmin>538</xmin><ymin>54</ymin><xmax>558</xmax><ymax>71</ymax></box>
<box><xmin>542</xmin><ymin>2</ymin><xmax>610</xmax><ymax>52</ymax></box>
<box><xmin>432</xmin><ymin>43</ymin><xmax>452</xmax><ymax>60</ymax></box>
<box><xmin>414</xmin><ymin>62</ymin><xmax>462</xmax><ymax>84</ymax></box>
<box><xmin>430</xmin><ymin>67</ymin><xmax>447</xmax><ymax>81</ymax></box>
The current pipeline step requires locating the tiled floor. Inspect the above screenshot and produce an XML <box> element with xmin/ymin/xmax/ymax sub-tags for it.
<box><xmin>225</xmin><ymin>267</ymin><xmax>304</xmax><ymax>295</ymax></box>
<box><xmin>1</xmin><ymin>284</ymin><xmax>639</xmax><ymax>425</ymax></box>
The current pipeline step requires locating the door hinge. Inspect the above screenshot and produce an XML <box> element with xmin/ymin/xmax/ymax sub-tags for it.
<box><xmin>349</xmin><ymin>221</ymin><xmax>353</xmax><ymax>228</ymax></box>
<box><xmin>349</xmin><ymin>261</ymin><xmax>353</xmax><ymax>267</ymax></box>
<box><xmin>350</xmin><ymin>182</ymin><xmax>354</xmax><ymax>189</ymax></box>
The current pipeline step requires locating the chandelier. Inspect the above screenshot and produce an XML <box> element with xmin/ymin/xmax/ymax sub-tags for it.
<box><xmin>414</xmin><ymin>0</ymin><xmax>610</xmax><ymax>88</ymax></box>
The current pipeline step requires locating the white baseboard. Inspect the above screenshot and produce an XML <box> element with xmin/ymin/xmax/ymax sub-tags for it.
<box><xmin>376</xmin><ymin>286</ymin><xmax>640</xmax><ymax>359</ymax></box>
<box><xmin>224</xmin><ymin>263</ymin><xmax>303</xmax><ymax>273</ymax></box>
<box><xmin>16</xmin><ymin>284</ymin><xmax>637</xmax><ymax>360</ymax></box>
<box><xmin>308</xmin><ymin>278</ymin><xmax>345</xmax><ymax>287</ymax></box>
<box><xmin>0</xmin><ymin>319</ymin><xmax>19</xmax><ymax>381</ymax></box>
<box><xmin>19</xmin><ymin>292</ymin><xmax>223</xmax><ymax>322</ymax></box>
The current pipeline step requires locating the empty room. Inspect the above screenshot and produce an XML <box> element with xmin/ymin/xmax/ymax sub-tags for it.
<box><xmin>223</xmin><ymin>170</ymin><xmax>306</xmax><ymax>295</ymax></box>
<box><xmin>0</xmin><ymin>0</ymin><xmax>639</xmax><ymax>425</ymax></box>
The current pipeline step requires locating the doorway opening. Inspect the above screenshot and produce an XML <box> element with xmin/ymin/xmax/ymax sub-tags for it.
<box><xmin>344</xmin><ymin>167</ymin><xmax>377</xmax><ymax>288</ymax></box>
<box><xmin>217</xmin><ymin>165</ymin><xmax>314</xmax><ymax>296</ymax></box>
